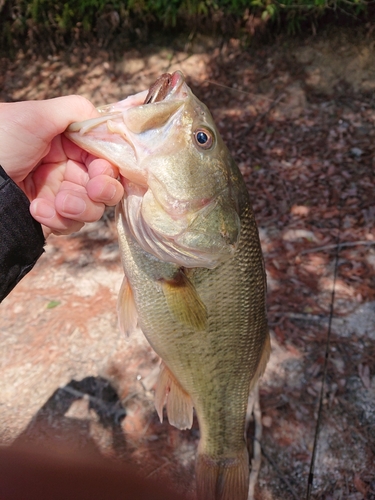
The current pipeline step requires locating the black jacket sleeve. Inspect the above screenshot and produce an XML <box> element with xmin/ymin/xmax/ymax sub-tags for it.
<box><xmin>0</xmin><ymin>165</ymin><xmax>45</xmax><ymax>303</ymax></box>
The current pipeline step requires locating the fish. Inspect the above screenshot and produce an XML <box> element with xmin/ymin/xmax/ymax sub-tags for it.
<box><xmin>65</xmin><ymin>71</ymin><xmax>270</xmax><ymax>500</ymax></box>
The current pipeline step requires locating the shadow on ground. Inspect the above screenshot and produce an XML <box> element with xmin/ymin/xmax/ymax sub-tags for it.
<box><xmin>13</xmin><ymin>377</ymin><xmax>127</xmax><ymax>458</ymax></box>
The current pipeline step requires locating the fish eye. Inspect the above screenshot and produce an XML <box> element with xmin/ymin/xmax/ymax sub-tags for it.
<box><xmin>194</xmin><ymin>128</ymin><xmax>214</xmax><ymax>150</ymax></box>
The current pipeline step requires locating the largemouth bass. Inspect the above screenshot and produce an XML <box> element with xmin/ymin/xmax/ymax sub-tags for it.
<box><xmin>66</xmin><ymin>71</ymin><xmax>270</xmax><ymax>500</ymax></box>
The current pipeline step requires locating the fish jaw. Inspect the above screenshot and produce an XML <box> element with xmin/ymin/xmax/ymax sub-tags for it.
<box><xmin>65</xmin><ymin>91</ymin><xmax>184</xmax><ymax>188</ymax></box>
<box><xmin>65</xmin><ymin>77</ymin><xmax>189</xmax><ymax>186</ymax></box>
<box><xmin>65</xmin><ymin>72</ymin><xmax>187</xmax><ymax>173</ymax></box>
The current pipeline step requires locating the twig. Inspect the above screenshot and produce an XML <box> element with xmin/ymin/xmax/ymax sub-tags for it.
<box><xmin>269</xmin><ymin>311</ymin><xmax>329</xmax><ymax>324</ymax></box>
<box><xmin>145</xmin><ymin>459</ymin><xmax>170</xmax><ymax>478</ymax></box>
<box><xmin>203</xmin><ymin>80</ymin><xmax>276</xmax><ymax>101</ymax></box>
<box><xmin>300</xmin><ymin>240</ymin><xmax>375</xmax><ymax>255</ymax></box>
<box><xmin>261</xmin><ymin>446</ymin><xmax>300</xmax><ymax>500</ymax></box>
<box><xmin>306</xmin><ymin>211</ymin><xmax>342</xmax><ymax>499</ymax></box>
<box><xmin>247</xmin><ymin>93</ymin><xmax>286</xmax><ymax>132</ymax></box>
<box><xmin>248</xmin><ymin>384</ymin><xmax>262</xmax><ymax>500</ymax></box>
<box><xmin>246</xmin><ymin>384</ymin><xmax>257</xmax><ymax>427</ymax></box>
<box><xmin>60</xmin><ymin>385</ymin><xmax>123</xmax><ymax>415</ymax></box>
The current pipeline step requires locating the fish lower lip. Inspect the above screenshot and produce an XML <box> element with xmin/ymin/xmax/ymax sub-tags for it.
<box><xmin>170</xmin><ymin>71</ymin><xmax>184</xmax><ymax>91</ymax></box>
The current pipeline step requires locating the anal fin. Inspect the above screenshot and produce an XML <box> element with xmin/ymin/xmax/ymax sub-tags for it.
<box><xmin>117</xmin><ymin>275</ymin><xmax>138</xmax><ymax>337</ymax></box>
<box><xmin>154</xmin><ymin>363</ymin><xmax>193</xmax><ymax>430</ymax></box>
<box><xmin>160</xmin><ymin>269</ymin><xmax>207</xmax><ymax>331</ymax></box>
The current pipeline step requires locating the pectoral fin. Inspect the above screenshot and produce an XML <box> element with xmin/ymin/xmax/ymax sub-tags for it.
<box><xmin>155</xmin><ymin>363</ymin><xmax>194</xmax><ymax>430</ymax></box>
<box><xmin>117</xmin><ymin>275</ymin><xmax>138</xmax><ymax>337</ymax></box>
<box><xmin>160</xmin><ymin>270</ymin><xmax>207</xmax><ymax>331</ymax></box>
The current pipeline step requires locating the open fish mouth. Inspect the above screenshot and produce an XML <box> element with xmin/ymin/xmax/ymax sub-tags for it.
<box><xmin>66</xmin><ymin>71</ymin><xmax>186</xmax><ymax>136</ymax></box>
<box><xmin>65</xmin><ymin>72</ymin><xmax>188</xmax><ymax>187</ymax></box>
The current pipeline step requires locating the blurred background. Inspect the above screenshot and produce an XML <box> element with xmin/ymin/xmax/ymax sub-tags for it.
<box><xmin>1</xmin><ymin>1</ymin><xmax>375</xmax><ymax>498</ymax></box>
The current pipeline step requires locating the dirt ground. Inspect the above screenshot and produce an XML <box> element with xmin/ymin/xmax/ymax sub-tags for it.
<box><xmin>1</xmin><ymin>26</ymin><xmax>375</xmax><ymax>499</ymax></box>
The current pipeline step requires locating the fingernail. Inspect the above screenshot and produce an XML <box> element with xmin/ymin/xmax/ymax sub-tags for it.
<box><xmin>33</xmin><ymin>200</ymin><xmax>56</xmax><ymax>219</ymax></box>
<box><xmin>100</xmin><ymin>183</ymin><xmax>117</xmax><ymax>201</ymax></box>
<box><xmin>62</xmin><ymin>194</ymin><xmax>86</xmax><ymax>215</ymax></box>
<box><xmin>105</xmin><ymin>166</ymin><xmax>116</xmax><ymax>178</ymax></box>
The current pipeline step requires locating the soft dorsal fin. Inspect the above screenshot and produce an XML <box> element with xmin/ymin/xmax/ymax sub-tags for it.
<box><xmin>160</xmin><ymin>269</ymin><xmax>207</xmax><ymax>331</ymax></box>
<box><xmin>154</xmin><ymin>363</ymin><xmax>194</xmax><ymax>430</ymax></box>
<box><xmin>117</xmin><ymin>275</ymin><xmax>138</xmax><ymax>337</ymax></box>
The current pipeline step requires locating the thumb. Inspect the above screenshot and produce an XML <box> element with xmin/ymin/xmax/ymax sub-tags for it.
<box><xmin>0</xmin><ymin>96</ymin><xmax>99</xmax><ymax>180</ymax></box>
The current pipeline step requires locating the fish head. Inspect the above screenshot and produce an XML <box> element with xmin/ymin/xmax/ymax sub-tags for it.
<box><xmin>66</xmin><ymin>71</ymin><xmax>242</xmax><ymax>269</ymax></box>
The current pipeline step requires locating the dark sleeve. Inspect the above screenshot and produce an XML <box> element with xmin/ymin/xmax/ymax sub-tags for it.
<box><xmin>0</xmin><ymin>165</ymin><xmax>45</xmax><ymax>303</ymax></box>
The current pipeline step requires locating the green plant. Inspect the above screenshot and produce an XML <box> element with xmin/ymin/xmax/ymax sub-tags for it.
<box><xmin>0</xmin><ymin>0</ymin><xmax>371</xmax><ymax>55</ymax></box>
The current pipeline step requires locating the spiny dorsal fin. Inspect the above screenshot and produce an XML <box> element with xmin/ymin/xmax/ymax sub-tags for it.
<box><xmin>160</xmin><ymin>269</ymin><xmax>207</xmax><ymax>331</ymax></box>
<box><xmin>117</xmin><ymin>275</ymin><xmax>138</xmax><ymax>337</ymax></box>
<box><xmin>154</xmin><ymin>363</ymin><xmax>194</xmax><ymax>430</ymax></box>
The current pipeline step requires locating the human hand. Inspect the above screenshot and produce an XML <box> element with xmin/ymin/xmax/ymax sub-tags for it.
<box><xmin>0</xmin><ymin>96</ymin><xmax>124</xmax><ymax>237</ymax></box>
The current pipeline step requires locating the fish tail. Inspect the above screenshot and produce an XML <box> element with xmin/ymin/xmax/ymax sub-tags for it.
<box><xmin>196</xmin><ymin>447</ymin><xmax>249</xmax><ymax>500</ymax></box>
